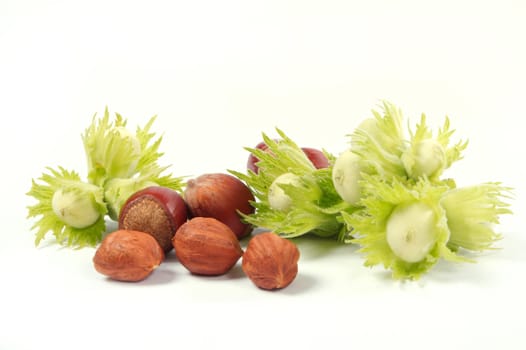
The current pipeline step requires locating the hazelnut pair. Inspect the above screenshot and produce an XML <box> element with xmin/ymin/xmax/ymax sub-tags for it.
<box><xmin>173</xmin><ymin>217</ymin><xmax>300</xmax><ymax>291</ymax></box>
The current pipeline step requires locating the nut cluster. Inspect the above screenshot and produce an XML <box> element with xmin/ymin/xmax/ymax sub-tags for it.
<box><xmin>92</xmin><ymin>176</ymin><xmax>301</xmax><ymax>291</ymax></box>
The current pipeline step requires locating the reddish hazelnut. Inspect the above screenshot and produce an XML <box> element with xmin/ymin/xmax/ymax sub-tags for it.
<box><xmin>173</xmin><ymin>217</ymin><xmax>243</xmax><ymax>276</ymax></box>
<box><xmin>93</xmin><ymin>229</ymin><xmax>164</xmax><ymax>282</ymax></box>
<box><xmin>184</xmin><ymin>173</ymin><xmax>255</xmax><ymax>239</ymax></box>
<box><xmin>119</xmin><ymin>186</ymin><xmax>188</xmax><ymax>253</ymax></box>
<box><xmin>242</xmin><ymin>232</ymin><xmax>300</xmax><ymax>290</ymax></box>
<box><xmin>301</xmin><ymin>147</ymin><xmax>330</xmax><ymax>169</ymax></box>
<box><xmin>247</xmin><ymin>140</ymin><xmax>329</xmax><ymax>173</ymax></box>
<box><xmin>247</xmin><ymin>141</ymin><xmax>271</xmax><ymax>173</ymax></box>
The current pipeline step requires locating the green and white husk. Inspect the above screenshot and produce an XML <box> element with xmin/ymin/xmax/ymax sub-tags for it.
<box><xmin>27</xmin><ymin>108</ymin><xmax>184</xmax><ymax>248</ymax></box>
<box><xmin>231</xmin><ymin>128</ymin><xmax>355</xmax><ymax>240</ymax></box>
<box><xmin>338</xmin><ymin>101</ymin><xmax>512</xmax><ymax>279</ymax></box>
<box><xmin>232</xmin><ymin>102</ymin><xmax>511</xmax><ymax>280</ymax></box>
<box><xmin>350</xmin><ymin>101</ymin><xmax>406</xmax><ymax>179</ymax></box>
<box><xmin>342</xmin><ymin>175</ymin><xmax>457</xmax><ymax>279</ymax></box>
<box><xmin>401</xmin><ymin>114</ymin><xmax>468</xmax><ymax>181</ymax></box>
<box><xmin>349</xmin><ymin>101</ymin><xmax>468</xmax><ymax>183</ymax></box>
<box><xmin>27</xmin><ymin>167</ymin><xmax>107</xmax><ymax>247</ymax></box>
<box><xmin>441</xmin><ymin>183</ymin><xmax>512</xmax><ymax>252</ymax></box>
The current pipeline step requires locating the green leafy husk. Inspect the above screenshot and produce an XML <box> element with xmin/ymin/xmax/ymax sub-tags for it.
<box><xmin>442</xmin><ymin>182</ymin><xmax>513</xmax><ymax>252</ymax></box>
<box><xmin>26</xmin><ymin>167</ymin><xmax>107</xmax><ymax>248</ymax></box>
<box><xmin>231</xmin><ymin>128</ymin><xmax>354</xmax><ymax>240</ymax></box>
<box><xmin>27</xmin><ymin>108</ymin><xmax>185</xmax><ymax>247</ymax></box>
<box><xmin>342</xmin><ymin>175</ymin><xmax>466</xmax><ymax>280</ymax></box>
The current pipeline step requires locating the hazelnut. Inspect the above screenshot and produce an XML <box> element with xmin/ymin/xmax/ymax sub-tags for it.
<box><xmin>119</xmin><ymin>186</ymin><xmax>188</xmax><ymax>253</ymax></box>
<box><xmin>242</xmin><ymin>232</ymin><xmax>300</xmax><ymax>290</ymax></box>
<box><xmin>247</xmin><ymin>140</ymin><xmax>329</xmax><ymax>174</ymax></box>
<box><xmin>173</xmin><ymin>217</ymin><xmax>243</xmax><ymax>276</ymax></box>
<box><xmin>93</xmin><ymin>229</ymin><xmax>164</xmax><ymax>282</ymax></box>
<box><xmin>184</xmin><ymin>173</ymin><xmax>255</xmax><ymax>239</ymax></box>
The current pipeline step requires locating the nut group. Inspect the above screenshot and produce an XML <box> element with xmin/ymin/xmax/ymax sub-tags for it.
<box><xmin>92</xmin><ymin>179</ymin><xmax>301</xmax><ymax>291</ymax></box>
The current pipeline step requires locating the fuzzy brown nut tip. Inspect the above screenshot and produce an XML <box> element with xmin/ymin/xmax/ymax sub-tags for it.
<box><xmin>242</xmin><ymin>232</ymin><xmax>300</xmax><ymax>290</ymax></box>
<box><xmin>93</xmin><ymin>229</ymin><xmax>165</xmax><ymax>282</ymax></box>
<box><xmin>119</xmin><ymin>186</ymin><xmax>188</xmax><ymax>253</ymax></box>
<box><xmin>173</xmin><ymin>217</ymin><xmax>243</xmax><ymax>276</ymax></box>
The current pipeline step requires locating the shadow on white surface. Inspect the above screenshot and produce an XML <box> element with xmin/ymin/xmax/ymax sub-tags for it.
<box><xmin>280</xmin><ymin>272</ymin><xmax>318</xmax><ymax>295</ymax></box>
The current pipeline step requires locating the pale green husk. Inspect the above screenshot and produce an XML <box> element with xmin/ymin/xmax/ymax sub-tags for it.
<box><xmin>27</xmin><ymin>108</ymin><xmax>184</xmax><ymax>247</ymax></box>
<box><xmin>342</xmin><ymin>175</ymin><xmax>466</xmax><ymax>280</ymax></box>
<box><xmin>26</xmin><ymin>167</ymin><xmax>107</xmax><ymax>247</ymax></box>
<box><xmin>231</xmin><ymin>128</ymin><xmax>354</xmax><ymax>240</ymax></box>
<box><xmin>340</xmin><ymin>101</ymin><xmax>511</xmax><ymax>279</ymax></box>
<box><xmin>442</xmin><ymin>183</ymin><xmax>512</xmax><ymax>252</ymax></box>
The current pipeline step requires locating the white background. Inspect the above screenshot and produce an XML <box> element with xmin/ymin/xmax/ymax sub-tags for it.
<box><xmin>1</xmin><ymin>1</ymin><xmax>525</xmax><ymax>349</ymax></box>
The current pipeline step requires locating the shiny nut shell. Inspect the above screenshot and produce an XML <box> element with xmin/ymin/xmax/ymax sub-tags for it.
<box><xmin>184</xmin><ymin>173</ymin><xmax>255</xmax><ymax>239</ymax></box>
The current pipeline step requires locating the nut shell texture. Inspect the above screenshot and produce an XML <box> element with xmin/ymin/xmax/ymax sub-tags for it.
<box><xmin>184</xmin><ymin>173</ymin><xmax>255</xmax><ymax>239</ymax></box>
<box><xmin>173</xmin><ymin>217</ymin><xmax>243</xmax><ymax>276</ymax></box>
<box><xmin>242</xmin><ymin>232</ymin><xmax>300</xmax><ymax>290</ymax></box>
<box><xmin>119</xmin><ymin>186</ymin><xmax>187</xmax><ymax>253</ymax></box>
<box><xmin>93</xmin><ymin>230</ymin><xmax>164</xmax><ymax>282</ymax></box>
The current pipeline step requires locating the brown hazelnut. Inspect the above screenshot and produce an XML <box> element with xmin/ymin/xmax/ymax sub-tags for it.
<box><xmin>173</xmin><ymin>217</ymin><xmax>243</xmax><ymax>276</ymax></box>
<box><xmin>242</xmin><ymin>232</ymin><xmax>300</xmax><ymax>290</ymax></box>
<box><xmin>184</xmin><ymin>173</ymin><xmax>255</xmax><ymax>239</ymax></box>
<box><xmin>119</xmin><ymin>186</ymin><xmax>188</xmax><ymax>253</ymax></box>
<box><xmin>93</xmin><ymin>229</ymin><xmax>165</xmax><ymax>282</ymax></box>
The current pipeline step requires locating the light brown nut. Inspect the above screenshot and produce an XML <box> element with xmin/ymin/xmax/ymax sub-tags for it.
<box><xmin>173</xmin><ymin>217</ymin><xmax>243</xmax><ymax>276</ymax></box>
<box><xmin>93</xmin><ymin>229</ymin><xmax>164</xmax><ymax>282</ymax></box>
<box><xmin>242</xmin><ymin>232</ymin><xmax>300</xmax><ymax>290</ymax></box>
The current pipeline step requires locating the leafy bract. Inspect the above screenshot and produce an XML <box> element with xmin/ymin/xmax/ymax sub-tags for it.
<box><xmin>27</xmin><ymin>108</ymin><xmax>185</xmax><ymax>246</ymax></box>
<box><xmin>401</xmin><ymin>114</ymin><xmax>468</xmax><ymax>181</ymax></box>
<box><xmin>232</xmin><ymin>128</ymin><xmax>354</xmax><ymax>240</ymax></box>
<box><xmin>336</xmin><ymin>101</ymin><xmax>511</xmax><ymax>279</ymax></box>
<box><xmin>441</xmin><ymin>182</ymin><xmax>512</xmax><ymax>252</ymax></box>
<box><xmin>350</xmin><ymin>101</ymin><xmax>406</xmax><ymax>179</ymax></box>
<box><xmin>26</xmin><ymin>167</ymin><xmax>107</xmax><ymax>248</ymax></box>
<box><xmin>342</xmin><ymin>175</ymin><xmax>465</xmax><ymax>280</ymax></box>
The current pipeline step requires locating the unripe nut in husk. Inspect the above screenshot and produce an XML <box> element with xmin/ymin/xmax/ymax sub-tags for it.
<box><xmin>119</xmin><ymin>186</ymin><xmax>188</xmax><ymax>253</ymax></box>
<box><xmin>184</xmin><ymin>173</ymin><xmax>255</xmax><ymax>239</ymax></box>
<box><xmin>242</xmin><ymin>232</ymin><xmax>300</xmax><ymax>290</ymax></box>
<box><xmin>173</xmin><ymin>217</ymin><xmax>243</xmax><ymax>276</ymax></box>
<box><xmin>93</xmin><ymin>229</ymin><xmax>164</xmax><ymax>282</ymax></box>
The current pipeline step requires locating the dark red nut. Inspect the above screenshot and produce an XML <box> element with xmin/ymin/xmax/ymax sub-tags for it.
<box><xmin>301</xmin><ymin>147</ymin><xmax>330</xmax><ymax>169</ymax></box>
<box><xmin>93</xmin><ymin>229</ymin><xmax>165</xmax><ymax>282</ymax></box>
<box><xmin>173</xmin><ymin>217</ymin><xmax>243</xmax><ymax>276</ymax></box>
<box><xmin>247</xmin><ymin>140</ymin><xmax>329</xmax><ymax>173</ymax></box>
<box><xmin>247</xmin><ymin>141</ymin><xmax>271</xmax><ymax>174</ymax></box>
<box><xmin>184</xmin><ymin>173</ymin><xmax>255</xmax><ymax>239</ymax></box>
<box><xmin>119</xmin><ymin>186</ymin><xmax>188</xmax><ymax>253</ymax></box>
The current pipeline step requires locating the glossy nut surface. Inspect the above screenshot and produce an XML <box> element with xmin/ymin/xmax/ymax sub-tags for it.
<box><xmin>184</xmin><ymin>173</ymin><xmax>255</xmax><ymax>239</ymax></box>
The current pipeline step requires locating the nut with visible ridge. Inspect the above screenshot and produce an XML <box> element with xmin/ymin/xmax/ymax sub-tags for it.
<box><xmin>93</xmin><ymin>229</ymin><xmax>164</xmax><ymax>282</ymax></box>
<box><xmin>173</xmin><ymin>217</ymin><xmax>243</xmax><ymax>276</ymax></box>
<box><xmin>242</xmin><ymin>232</ymin><xmax>300</xmax><ymax>290</ymax></box>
